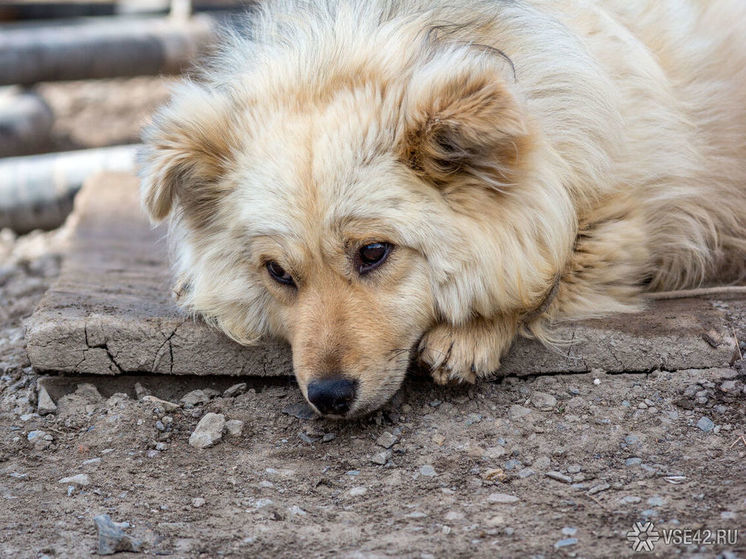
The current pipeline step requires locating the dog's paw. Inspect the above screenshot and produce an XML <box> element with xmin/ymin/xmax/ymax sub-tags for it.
<box><xmin>418</xmin><ymin>322</ymin><xmax>508</xmax><ymax>385</ymax></box>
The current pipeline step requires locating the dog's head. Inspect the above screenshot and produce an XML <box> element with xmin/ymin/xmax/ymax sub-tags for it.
<box><xmin>140</xmin><ymin>22</ymin><xmax>571</xmax><ymax>417</ymax></box>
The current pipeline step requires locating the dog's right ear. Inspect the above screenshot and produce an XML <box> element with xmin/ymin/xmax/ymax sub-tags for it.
<box><xmin>139</xmin><ymin>82</ymin><xmax>236</xmax><ymax>223</ymax></box>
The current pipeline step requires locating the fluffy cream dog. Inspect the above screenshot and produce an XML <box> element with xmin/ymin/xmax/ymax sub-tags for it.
<box><xmin>140</xmin><ymin>0</ymin><xmax>746</xmax><ymax>418</ymax></box>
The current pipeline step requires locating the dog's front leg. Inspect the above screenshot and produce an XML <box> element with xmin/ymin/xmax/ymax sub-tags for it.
<box><xmin>418</xmin><ymin>316</ymin><xmax>519</xmax><ymax>385</ymax></box>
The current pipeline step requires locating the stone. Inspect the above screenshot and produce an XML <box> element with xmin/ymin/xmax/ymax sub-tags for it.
<box><xmin>488</xmin><ymin>493</ymin><xmax>519</xmax><ymax>504</ymax></box>
<box><xmin>75</xmin><ymin>383</ymin><xmax>103</xmax><ymax>403</ymax></box>
<box><xmin>180</xmin><ymin>389</ymin><xmax>219</xmax><ymax>408</ymax></box>
<box><xmin>36</xmin><ymin>386</ymin><xmax>57</xmax><ymax>415</ymax></box>
<box><xmin>625</xmin><ymin>457</ymin><xmax>642</xmax><ymax>466</ymax></box>
<box><xmin>223</xmin><ymin>382</ymin><xmax>247</xmax><ymax>398</ymax></box>
<box><xmin>419</xmin><ymin>465</ymin><xmax>436</xmax><ymax>477</ymax></box>
<box><xmin>588</xmin><ymin>483</ymin><xmax>610</xmax><ymax>495</ymax></box>
<box><xmin>58</xmin><ymin>474</ymin><xmax>90</xmax><ymax>486</ymax></box>
<box><xmin>546</xmin><ymin>471</ymin><xmax>573</xmax><ymax>484</ymax></box>
<box><xmin>647</xmin><ymin>496</ymin><xmax>665</xmax><ymax>507</ymax></box>
<box><xmin>349</xmin><ymin>486</ymin><xmax>367</xmax><ymax>497</ymax></box>
<box><xmin>93</xmin><ymin>514</ymin><xmax>142</xmax><ymax>555</ymax></box>
<box><xmin>141</xmin><ymin>395</ymin><xmax>181</xmax><ymax>412</ymax></box>
<box><xmin>225</xmin><ymin>419</ymin><xmax>244</xmax><ymax>436</ymax></box>
<box><xmin>188</xmin><ymin>413</ymin><xmax>225</xmax><ymax>449</ymax></box>
<box><xmin>531</xmin><ymin>391</ymin><xmax>557</xmax><ymax>410</ymax></box>
<box><xmin>555</xmin><ymin>538</ymin><xmax>578</xmax><ymax>549</ymax></box>
<box><xmin>517</xmin><ymin>468</ymin><xmax>536</xmax><ymax>479</ymax></box>
<box><xmin>376</xmin><ymin>431</ymin><xmax>398</xmax><ymax>449</ymax></box>
<box><xmin>621</xmin><ymin>495</ymin><xmax>641</xmax><ymax>504</ymax></box>
<box><xmin>282</xmin><ymin>402</ymin><xmax>316</xmax><ymax>420</ymax></box>
<box><xmin>134</xmin><ymin>382</ymin><xmax>150</xmax><ymax>399</ymax></box>
<box><xmin>370</xmin><ymin>450</ymin><xmax>391</xmax><ymax>465</ymax></box>
<box><xmin>508</xmin><ymin>405</ymin><xmax>532</xmax><ymax>421</ymax></box>
<box><xmin>697</xmin><ymin>416</ymin><xmax>715</xmax><ymax>433</ymax></box>
<box><xmin>191</xmin><ymin>497</ymin><xmax>206</xmax><ymax>508</ymax></box>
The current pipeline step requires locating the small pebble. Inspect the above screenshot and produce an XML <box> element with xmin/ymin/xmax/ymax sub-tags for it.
<box><xmin>625</xmin><ymin>457</ymin><xmax>642</xmax><ymax>466</ymax></box>
<box><xmin>697</xmin><ymin>416</ymin><xmax>715</xmax><ymax>433</ymax></box>
<box><xmin>282</xmin><ymin>402</ymin><xmax>316</xmax><ymax>420</ymax></box>
<box><xmin>349</xmin><ymin>486</ymin><xmax>367</xmax><ymax>497</ymax></box>
<box><xmin>58</xmin><ymin>474</ymin><xmax>90</xmax><ymax>486</ymax></box>
<box><xmin>223</xmin><ymin>383</ymin><xmax>247</xmax><ymax>398</ymax></box>
<box><xmin>376</xmin><ymin>431</ymin><xmax>398</xmax><ymax>449</ymax></box>
<box><xmin>546</xmin><ymin>471</ymin><xmax>573</xmax><ymax>484</ymax></box>
<box><xmin>225</xmin><ymin>419</ymin><xmax>244</xmax><ymax>436</ymax></box>
<box><xmin>487</xmin><ymin>493</ymin><xmax>519</xmax><ymax>504</ymax></box>
<box><xmin>621</xmin><ymin>495</ymin><xmax>641</xmax><ymax>504</ymax></box>
<box><xmin>192</xmin><ymin>497</ymin><xmax>206</xmax><ymax>508</ymax></box>
<box><xmin>188</xmin><ymin>413</ymin><xmax>226</xmax><ymax>449</ymax></box>
<box><xmin>555</xmin><ymin>538</ymin><xmax>578</xmax><ymax>549</ymax></box>
<box><xmin>647</xmin><ymin>496</ymin><xmax>665</xmax><ymax>507</ymax></box>
<box><xmin>562</xmin><ymin>527</ymin><xmax>577</xmax><ymax>536</ymax></box>
<box><xmin>37</xmin><ymin>386</ymin><xmax>57</xmax><ymax>415</ymax></box>
<box><xmin>93</xmin><ymin>514</ymin><xmax>142</xmax><ymax>555</ymax></box>
<box><xmin>322</xmin><ymin>433</ymin><xmax>336</xmax><ymax>443</ymax></box>
<box><xmin>419</xmin><ymin>465</ymin><xmax>436</xmax><ymax>477</ymax></box>
<box><xmin>371</xmin><ymin>450</ymin><xmax>391</xmax><ymax>465</ymax></box>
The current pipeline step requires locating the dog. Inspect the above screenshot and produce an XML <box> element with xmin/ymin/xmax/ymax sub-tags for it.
<box><xmin>139</xmin><ymin>0</ymin><xmax>746</xmax><ymax>418</ymax></box>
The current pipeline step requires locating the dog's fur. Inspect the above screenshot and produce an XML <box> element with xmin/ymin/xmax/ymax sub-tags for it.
<box><xmin>140</xmin><ymin>0</ymin><xmax>746</xmax><ymax>417</ymax></box>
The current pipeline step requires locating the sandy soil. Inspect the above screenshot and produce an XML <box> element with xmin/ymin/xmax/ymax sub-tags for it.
<box><xmin>0</xmin><ymin>77</ymin><xmax>744</xmax><ymax>559</ymax></box>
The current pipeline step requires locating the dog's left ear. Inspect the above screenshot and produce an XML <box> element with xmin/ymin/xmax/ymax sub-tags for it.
<box><xmin>401</xmin><ymin>48</ymin><xmax>531</xmax><ymax>190</ymax></box>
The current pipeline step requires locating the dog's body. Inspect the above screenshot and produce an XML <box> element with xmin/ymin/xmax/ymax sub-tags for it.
<box><xmin>140</xmin><ymin>0</ymin><xmax>746</xmax><ymax>417</ymax></box>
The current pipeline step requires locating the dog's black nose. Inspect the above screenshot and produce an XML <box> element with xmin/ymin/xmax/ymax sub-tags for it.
<box><xmin>307</xmin><ymin>377</ymin><xmax>357</xmax><ymax>416</ymax></box>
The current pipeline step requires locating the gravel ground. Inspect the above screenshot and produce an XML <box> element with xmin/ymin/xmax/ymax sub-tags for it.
<box><xmin>0</xmin><ymin>77</ymin><xmax>744</xmax><ymax>558</ymax></box>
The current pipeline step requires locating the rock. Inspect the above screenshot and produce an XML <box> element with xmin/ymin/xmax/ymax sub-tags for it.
<box><xmin>508</xmin><ymin>405</ymin><xmax>532</xmax><ymax>421</ymax></box>
<box><xmin>488</xmin><ymin>493</ymin><xmax>519</xmax><ymax>504</ymax></box>
<box><xmin>28</xmin><ymin>430</ymin><xmax>53</xmax><ymax>450</ymax></box>
<box><xmin>517</xmin><ymin>468</ymin><xmax>536</xmax><ymax>479</ymax></box>
<box><xmin>191</xmin><ymin>497</ymin><xmax>206</xmax><ymax>508</ymax></box>
<box><xmin>419</xmin><ymin>465</ymin><xmax>436</xmax><ymax>477</ymax></box>
<box><xmin>588</xmin><ymin>483</ymin><xmax>610</xmax><ymax>495</ymax></box>
<box><xmin>483</xmin><ymin>468</ymin><xmax>507</xmax><ymax>482</ymax></box>
<box><xmin>188</xmin><ymin>413</ymin><xmax>225</xmax><ymax>449</ymax></box>
<box><xmin>546</xmin><ymin>471</ymin><xmax>573</xmax><ymax>484</ymax></box>
<box><xmin>349</xmin><ymin>486</ymin><xmax>367</xmax><ymax>497</ymax></box>
<box><xmin>562</xmin><ymin>527</ymin><xmax>578</xmax><ymax>536</ymax></box>
<box><xmin>282</xmin><ymin>402</ymin><xmax>316</xmax><ymax>420</ymax></box>
<box><xmin>555</xmin><ymin>538</ymin><xmax>578</xmax><ymax>549</ymax></box>
<box><xmin>533</xmin><ymin>456</ymin><xmax>551</xmax><ymax>470</ymax></box>
<box><xmin>621</xmin><ymin>495</ymin><xmax>641</xmax><ymax>504</ymax></box>
<box><xmin>58</xmin><ymin>474</ymin><xmax>90</xmax><ymax>486</ymax></box>
<box><xmin>321</xmin><ymin>433</ymin><xmax>336</xmax><ymax>443</ymax></box>
<box><xmin>567</xmin><ymin>464</ymin><xmax>582</xmax><ymax>474</ymax></box>
<box><xmin>141</xmin><ymin>395</ymin><xmax>180</xmax><ymax>412</ymax></box>
<box><xmin>180</xmin><ymin>389</ymin><xmax>219</xmax><ymax>408</ymax></box>
<box><xmin>37</xmin><ymin>386</ymin><xmax>57</xmax><ymax>415</ymax></box>
<box><xmin>697</xmin><ymin>416</ymin><xmax>715</xmax><ymax>433</ymax></box>
<box><xmin>625</xmin><ymin>457</ymin><xmax>642</xmax><ymax>466</ymax></box>
<box><xmin>75</xmin><ymin>383</ymin><xmax>103</xmax><ymax>403</ymax></box>
<box><xmin>531</xmin><ymin>392</ymin><xmax>557</xmax><ymax>410</ymax></box>
<box><xmin>376</xmin><ymin>431</ymin><xmax>398</xmax><ymax>449</ymax></box>
<box><xmin>225</xmin><ymin>419</ymin><xmax>244</xmax><ymax>436</ymax></box>
<box><xmin>485</xmin><ymin>446</ymin><xmax>507</xmax><ymax>459</ymax></box>
<box><xmin>93</xmin><ymin>514</ymin><xmax>142</xmax><ymax>555</ymax></box>
<box><xmin>371</xmin><ymin>450</ymin><xmax>391</xmax><ymax>465</ymax></box>
<box><xmin>647</xmin><ymin>496</ymin><xmax>665</xmax><ymax>507</ymax></box>
<box><xmin>223</xmin><ymin>383</ymin><xmax>247</xmax><ymax>398</ymax></box>
<box><xmin>134</xmin><ymin>382</ymin><xmax>150</xmax><ymax>400</ymax></box>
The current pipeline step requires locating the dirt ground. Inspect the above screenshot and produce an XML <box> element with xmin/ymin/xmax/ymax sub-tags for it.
<box><xmin>1</xmin><ymin>78</ymin><xmax>745</xmax><ymax>558</ymax></box>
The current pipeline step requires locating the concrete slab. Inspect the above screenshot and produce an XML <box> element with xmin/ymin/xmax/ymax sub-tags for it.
<box><xmin>25</xmin><ymin>172</ymin><xmax>739</xmax><ymax>377</ymax></box>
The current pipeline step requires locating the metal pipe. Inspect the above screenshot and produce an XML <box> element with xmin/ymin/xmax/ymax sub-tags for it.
<box><xmin>0</xmin><ymin>144</ymin><xmax>139</xmax><ymax>233</ymax></box>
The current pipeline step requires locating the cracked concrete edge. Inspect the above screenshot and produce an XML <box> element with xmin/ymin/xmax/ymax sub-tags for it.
<box><xmin>26</xmin><ymin>306</ymin><xmax>737</xmax><ymax>378</ymax></box>
<box><xmin>26</xmin><ymin>310</ymin><xmax>294</xmax><ymax>376</ymax></box>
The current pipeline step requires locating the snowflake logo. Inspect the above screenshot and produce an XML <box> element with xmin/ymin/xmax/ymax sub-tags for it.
<box><xmin>626</xmin><ymin>521</ymin><xmax>660</xmax><ymax>552</ymax></box>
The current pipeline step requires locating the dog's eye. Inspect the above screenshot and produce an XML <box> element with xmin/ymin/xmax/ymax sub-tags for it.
<box><xmin>357</xmin><ymin>242</ymin><xmax>392</xmax><ymax>274</ymax></box>
<box><xmin>266</xmin><ymin>260</ymin><xmax>295</xmax><ymax>286</ymax></box>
